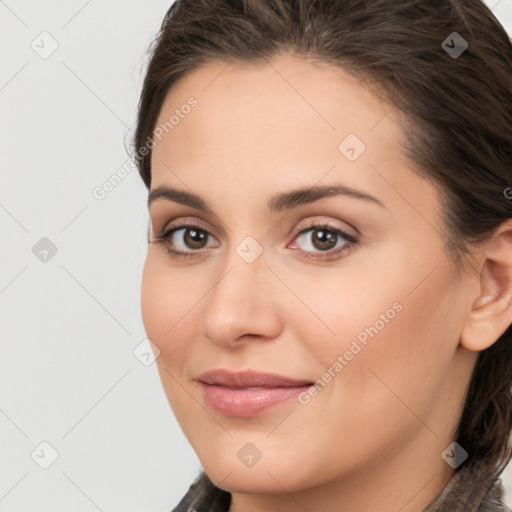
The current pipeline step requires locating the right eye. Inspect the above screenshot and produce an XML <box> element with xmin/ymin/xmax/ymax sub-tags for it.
<box><xmin>151</xmin><ymin>223</ymin><xmax>219</xmax><ymax>259</ymax></box>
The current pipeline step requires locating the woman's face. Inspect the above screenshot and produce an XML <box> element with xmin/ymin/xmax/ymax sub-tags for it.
<box><xmin>141</xmin><ymin>54</ymin><xmax>477</xmax><ymax>506</ymax></box>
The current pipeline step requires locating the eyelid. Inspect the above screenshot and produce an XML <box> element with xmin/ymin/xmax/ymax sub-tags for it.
<box><xmin>150</xmin><ymin>207</ymin><xmax>226</xmax><ymax>239</ymax></box>
<box><xmin>156</xmin><ymin>216</ymin><xmax>219</xmax><ymax>239</ymax></box>
<box><xmin>293</xmin><ymin>217</ymin><xmax>357</xmax><ymax>240</ymax></box>
<box><xmin>155</xmin><ymin>216</ymin><xmax>356</xmax><ymax>244</ymax></box>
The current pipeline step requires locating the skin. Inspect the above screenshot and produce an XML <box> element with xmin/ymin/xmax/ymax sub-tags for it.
<box><xmin>140</xmin><ymin>53</ymin><xmax>512</xmax><ymax>512</ymax></box>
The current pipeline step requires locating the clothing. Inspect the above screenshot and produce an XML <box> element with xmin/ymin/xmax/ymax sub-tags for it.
<box><xmin>171</xmin><ymin>456</ymin><xmax>512</xmax><ymax>512</ymax></box>
<box><xmin>423</xmin><ymin>456</ymin><xmax>511</xmax><ymax>512</ymax></box>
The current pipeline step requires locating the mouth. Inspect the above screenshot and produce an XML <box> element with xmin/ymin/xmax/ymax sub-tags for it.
<box><xmin>196</xmin><ymin>369</ymin><xmax>315</xmax><ymax>417</ymax></box>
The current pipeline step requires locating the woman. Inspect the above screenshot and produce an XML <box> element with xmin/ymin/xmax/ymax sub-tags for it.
<box><xmin>133</xmin><ymin>0</ymin><xmax>512</xmax><ymax>510</ymax></box>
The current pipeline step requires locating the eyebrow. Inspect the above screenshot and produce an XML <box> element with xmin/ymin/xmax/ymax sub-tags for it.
<box><xmin>147</xmin><ymin>183</ymin><xmax>386</xmax><ymax>213</ymax></box>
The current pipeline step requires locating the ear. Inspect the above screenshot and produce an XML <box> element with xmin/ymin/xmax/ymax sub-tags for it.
<box><xmin>460</xmin><ymin>219</ymin><xmax>512</xmax><ymax>352</ymax></box>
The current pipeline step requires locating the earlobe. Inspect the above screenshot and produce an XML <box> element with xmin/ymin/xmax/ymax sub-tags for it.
<box><xmin>460</xmin><ymin>220</ymin><xmax>512</xmax><ymax>352</ymax></box>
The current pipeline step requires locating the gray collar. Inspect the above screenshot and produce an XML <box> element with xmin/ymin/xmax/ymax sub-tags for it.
<box><xmin>424</xmin><ymin>456</ymin><xmax>511</xmax><ymax>512</ymax></box>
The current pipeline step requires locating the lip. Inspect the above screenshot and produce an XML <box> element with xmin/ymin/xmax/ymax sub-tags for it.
<box><xmin>197</xmin><ymin>369</ymin><xmax>314</xmax><ymax>388</ymax></box>
<box><xmin>197</xmin><ymin>369</ymin><xmax>314</xmax><ymax>417</ymax></box>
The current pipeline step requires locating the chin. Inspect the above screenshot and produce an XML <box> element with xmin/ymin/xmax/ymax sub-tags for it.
<box><xmin>199</xmin><ymin>449</ymin><xmax>318</xmax><ymax>495</ymax></box>
<box><xmin>206</xmin><ymin>464</ymin><xmax>293</xmax><ymax>494</ymax></box>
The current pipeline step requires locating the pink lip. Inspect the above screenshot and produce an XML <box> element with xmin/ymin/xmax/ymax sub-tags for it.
<box><xmin>197</xmin><ymin>369</ymin><xmax>314</xmax><ymax>417</ymax></box>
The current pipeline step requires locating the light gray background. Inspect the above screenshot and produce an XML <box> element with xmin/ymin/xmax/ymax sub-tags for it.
<box><xmin>1</xmin><ymin>1</ymin><xmax>511</xmax><ymax>510</ymax></box>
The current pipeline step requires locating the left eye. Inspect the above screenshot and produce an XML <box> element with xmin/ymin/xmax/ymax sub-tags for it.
<box><xmin>289</xmin><ymin>224</ymin><xmax>358</xmax><ymax>258</ymax></box>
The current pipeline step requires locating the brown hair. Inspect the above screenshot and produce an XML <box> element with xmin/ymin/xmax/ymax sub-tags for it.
<box><xmin>132</xmin><ymin>0</ymin><xmax>512</xmax><ymax>499</ymax></box>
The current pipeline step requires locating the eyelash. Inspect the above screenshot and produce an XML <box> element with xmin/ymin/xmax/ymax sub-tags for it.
<box><xmin>150</xmin><ymin>221</ymin><xmax>359</xmax><ymax>261</ymax></box>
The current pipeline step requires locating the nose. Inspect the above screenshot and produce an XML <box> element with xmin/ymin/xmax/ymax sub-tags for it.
<box><xmin>202</xmin><ymin>248</ymin><xmax>283</xmax><ymax>347</ymax></box>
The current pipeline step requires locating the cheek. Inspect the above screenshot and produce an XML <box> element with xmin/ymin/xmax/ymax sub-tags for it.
<box><xmin>140</xmin><ymin>254</ymin><xmax>195</xmax><ymax>363</ymax></box>
<box><xmin>140</xmin><ymin>256</ymin><xmax>201</xmax><ymax>420</ymax></box>
<box><xmin>295</xmin><ymin>253</ymin><xmax>455</xmax><ymax>407</ymax></box>
<box><xmin>287</xmin><ymin>265</ymin><xmax>404</xmax><ymax>366</ymax></box>
<box><xmin>284</xmin><ymin>266</ymin><xmax>455</xmax><ymax>468</ymax></box>
<box><xmin>140</xmin><ymin>255</ymin><xmax>167</xmax><ymax>344</ymax></box>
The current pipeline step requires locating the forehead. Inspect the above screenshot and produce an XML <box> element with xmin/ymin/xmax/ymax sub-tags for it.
<box><xmin>148</xmin><ymin>53</ymin><xmax>426</xmax><ymax>216</ymax></box>
<box><xmin>151</xmin><ymin>54</ymin><xmax>401</xmax><ymax>159</ymax></box>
